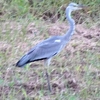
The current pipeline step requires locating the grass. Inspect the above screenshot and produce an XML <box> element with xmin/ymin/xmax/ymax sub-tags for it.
<box><xmin>0</xmin><ymin>19</ymin><xmax>100</xmax><ymax>99</ymax></box>
<box><xmin>0</xmin><ymin>0</ymin><xmax>100</xmax><ymax>100</ymax></box>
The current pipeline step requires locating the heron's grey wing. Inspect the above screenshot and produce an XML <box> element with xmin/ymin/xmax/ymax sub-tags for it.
<box><xmin>16</xmin><ymin>36</ymin><xmax>64</xmax><ymax>67</ymax></box>
<box><xmin>28</xmin><ymin>37</ymin><xmax>64</xmax><ymax>61</ymax></box>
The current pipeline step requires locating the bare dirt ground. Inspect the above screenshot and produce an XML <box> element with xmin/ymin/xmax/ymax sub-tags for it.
<box><xmin>0</xmin><ymin>21</ymin><xmax>100</xmax><ymax>99</ymax></box>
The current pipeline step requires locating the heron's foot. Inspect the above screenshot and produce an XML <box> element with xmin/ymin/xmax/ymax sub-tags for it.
<box><xmin>48</xmin><ymin>82</ymin><xmax>52</xmax><ymax>92</ymax></box>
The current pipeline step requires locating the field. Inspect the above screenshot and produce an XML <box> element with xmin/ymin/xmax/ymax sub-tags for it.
<box><xmin>0</xmin><ymin>0</ymin><xmax>100</xmax><ymax>100</ymax></box>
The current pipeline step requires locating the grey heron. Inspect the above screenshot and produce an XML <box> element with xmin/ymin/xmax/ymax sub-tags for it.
<box><xmin>16</xmin><ymin>2</ymin><xmax>85</xmax><ymax>92</ymax></box>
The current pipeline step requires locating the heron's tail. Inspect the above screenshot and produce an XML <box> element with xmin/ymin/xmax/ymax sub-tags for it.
<box><xmin>16</xmin><ymin>54</ymin><xmax>30</xmax><ymax>67</ymax></box>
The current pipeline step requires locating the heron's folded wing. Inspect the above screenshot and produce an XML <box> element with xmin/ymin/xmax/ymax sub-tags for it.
<box><xmin>28</xmin><ymin>39</ymin><xmax>63</xmax><ymax>61</ymax></box>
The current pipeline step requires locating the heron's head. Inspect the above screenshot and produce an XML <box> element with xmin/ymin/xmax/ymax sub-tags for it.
<box><xmin>68</xmin><ymin>2</ymin><xmax>85</xmax><ymax>11</ymax></box>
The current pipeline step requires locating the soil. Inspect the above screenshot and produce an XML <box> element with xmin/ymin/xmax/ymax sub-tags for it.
<box><xmin>0</xmin><ymin>21</ymin><xmax>100</xmax><ymax>99</ymax></box>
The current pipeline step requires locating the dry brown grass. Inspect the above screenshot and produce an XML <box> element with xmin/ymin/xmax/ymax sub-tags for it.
<box><xmin>0</xmin><ymin>20</ymin><xmax>100</xmax><ymax>99</ymax></box>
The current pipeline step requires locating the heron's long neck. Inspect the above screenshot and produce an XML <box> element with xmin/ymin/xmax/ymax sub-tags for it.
<box><xmin>63</xmin><ymin>8</ymin><xmax>75</xmax><ymax>40</ymax></box>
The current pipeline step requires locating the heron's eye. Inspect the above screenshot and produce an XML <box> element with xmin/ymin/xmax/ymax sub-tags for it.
<box><xmin>71</xmin><ymin>5</ymin><xmax>77</xmax><ymax>7</ymax></box>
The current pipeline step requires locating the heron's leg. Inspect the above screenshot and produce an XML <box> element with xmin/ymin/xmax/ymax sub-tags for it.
<box><xmin>45</xmin><ymin>68</ymin><xmax>52</xmax><ymax>92</ymax></box>
<box><xmin>44</xmin><ymin>58</ymin><xmax>52</xmax><ymax>92</ymax></box>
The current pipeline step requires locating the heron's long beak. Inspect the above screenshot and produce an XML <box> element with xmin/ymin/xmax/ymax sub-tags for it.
<box><xmin>78</xmin><ymin>4</ymin><xmax>87</xmax><ymax>9</ymax></box>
